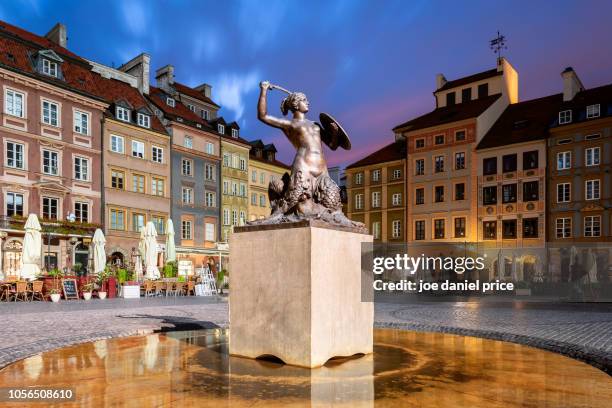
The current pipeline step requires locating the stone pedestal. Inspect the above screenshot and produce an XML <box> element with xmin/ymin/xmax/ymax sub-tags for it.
<box><xmin>229</xmin><ymin>221</ymin><xmax>373</xmax><ymax>368</ymax></box>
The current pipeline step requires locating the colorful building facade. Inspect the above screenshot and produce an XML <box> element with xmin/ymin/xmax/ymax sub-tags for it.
<box><xmin>247</xmin><ymin>141</ymin><xmax>290</xmax><ymax>221</ymax></box>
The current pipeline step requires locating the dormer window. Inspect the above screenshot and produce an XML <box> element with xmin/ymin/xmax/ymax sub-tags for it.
<box><xmin>116</xmin><ymin>106</ymin><xmax>130</xmax><ymax>122</ymax></box>
<box><xmin>42</xmin><ymin>59</ymin><xmax>58</xmax><ymax>77</ymax></box>
<box><xmin>188</xmin><ymin>104</ymin><xmax>196</xmax><ymax>112</ymax></box>
<box><xmin>166</xmin><ymin>97</ymin><xmax>175</xmax><ymax>107</ymax></box>
<box><xmin>218</xmin><ymin>124</ymin><xmax>225</xmax><ymax>134</ymax></box>
<box><xmin>586</xmin><ymin>104</ymin><xmax>600</xmax><ymax>119</ymax></box>
<box><xmin>137</xmin><ymin>113</ymin><xmax>150</xmax><ymax>128</ymax></box>
<box><xmin>201</xmin><ymin>109</ymin><xmax>209</xmax><ymax>120</ymax></box>
<box><xmin>231</xmin><ymin>128</ymin><xmax>238</xmax><ymax>138</ymax></box>
<box><xmin>559</xmin><ymin>110</ymin><xmax>572</xmax><ymax>124</ymax></box>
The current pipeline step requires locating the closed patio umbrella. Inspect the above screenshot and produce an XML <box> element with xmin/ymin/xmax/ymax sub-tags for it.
<box><xmin>92</xmin><ymin>229</ymin><xmax>106</xmax><ymax>275</ymax></box>
<box><xmin>138</xmin><ymin>226</ymin><xmax>146</xmax><ymax>262</ymax></box>
<box><xmin>144</xmin><ymin>222</ymin><xmax>160</xmax><ymax>279</ymax></box>
<box><xmin>165</xmin><ymin>219</ymin><xmax>176</xmax><ymax>263</ymax></box>
<box><xmin>20</xmin><ymin>214</ymin><xmax>41</xmax><ymax>281</ymax></box>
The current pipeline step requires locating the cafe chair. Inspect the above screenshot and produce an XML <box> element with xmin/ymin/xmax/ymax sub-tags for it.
<box><xmin>28</xmin><ymin>281</ymin><xmax>44</xmax><ymax>301</ymax></box>
<box><xmin>10</xmin><ymin>281</ymin><xmax>29</xmax><ymax>302</ymax></box>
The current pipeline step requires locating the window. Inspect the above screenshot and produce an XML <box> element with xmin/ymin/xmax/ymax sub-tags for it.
<box><xmin>502</xmin><ymin>154</ymin><xmax>517</xmax><ymax>173</ymax></box>
<box><xmin>415</xmin><ymin>188</ymin><xmax>424</xmax><ymax>205</ymax></box>
<box><xmin>74</xmin><ymin>202</ymin><xmax>88</xmax><ymax>223</ymax></box>
<box><xmin>523</xmin><ymin>218</ymin><xmax>538</xmax><ymax>238</ymax></box>
<box><xmin>132</xmin><ymin>174</ymin><xmax>145</xmax><ymax>193</ymax></box>
<box><xmin>355</xmin><ymin>194</ymin><xmax>364</xmax><ymax>210</ymax></box>
<box><xmin>232</xmin><ymin>182</ymin><xmax>238</xmax><ymax>196</ymax></box>
<box><xmin>111</xmin><ymin>170</ymin><xmax>124</xmax><ymax>189</ymax></box>
<box><xmin>152</xmin><ymin>216</ymin><xmax>165</xmax><ymax>234</ymax></box>
<box><xmin>478</xmin><ymin>83</ymin><xmax>489</xmax><ymax>98</ymax></box>
<box><xmin>502</xmin><ymin>220</ymin><xmax>517</xmax><ymax>239</ymax></box>
<box><xmin>584</xmin><ymin>216</ymin><xmax>601</xmax><ymax>237</ymax></box>
<box><xmin>585</xmin><ymin>134</ymin><xmax>601</xmax><ymax>141</ymax></box>
<box><xmin>182</xmin><ymin>187</ymin><xmax>193</xmax><ymax>204</ymax></box>
<box><xmin>434</xmin><ymin>186</ymin><xmax>444</xmax><ymax>202</ymax></box>
<box><xmin>454</xmin><ymin>217</ymin><xmax>466</xmax><ymax>238</ymax></box>
<box><xmin>222</xmin><ymin>180</ymin><xmax>229</xmax><ymax>195</ymax></box>
<box><xmin>557</xmin><ymin>183</ymin><xmax>571</xmax><ymax>203</ymax></box>
<box><xmin>201</xmin><ymin>109</ymin><xmax>209</xmax><ymax>120</ymax></box>
<box><xmin>116</xmin><ymin>106</ymin><xmax>130</xmax><ymax>122</ymax></box>
<box><xmin>392</xmin><ymin>193</ymin><xmax>401</xmax><ymax>206</ymax></box>
<box><xmin>42</xmin><ymin>100</ymin><xmax>59</xmax><ymax>126</ymax></box>
<box><xmin>434</xmin><ymin>219</ymin><xmax>445</xmax><ymax>239</ymax></box>
<box><xmin>6</xmin><ymin>192</ymin><xmax>23</xmax><ymax>216</ymax></box>
<box><xmin>223</xmin><ymin>209</ymin><xmax>230</xmax><ymax>225</ymax></box>
<box><xmin>434</xmin><ymin>156</ymin><xmax>444</xmax><ymax>173</ymax></box>
<box><xmin>42</xmin><ymin>150</ymin><xmax>59</xmax><ymax>175</ymax></box>
<box><xmin>222</xmin><ymin>153</ymin><xmax>230</xmax><ymax>167</ymax></box>
<box><xmin>137</xmin><ymin>113</ymin><xmax>151</xmax><ymax>128</ymax></box>
<box><xmin>131</xmin><ymin>140</ymin><xmax>145</xmax><ymax>159</ymax></box>
<box><xmin>74</xmin><ymin>157</ymin><xmax>89</xmax><ymax>181</ymax></box>
<box><xmin>415</xmin><ymin>220</ymin><xmax>425</xmax><ymax>240</ymax></box>
<box><xmin>585</xmin><ymin>147</ymin><xmax>600</xmax><ymax>166</ymax></box>
<box><xmin>6</xmin><ymin>141</ymin><xmax>24</xmax><ymax>169</ymax></box>
<box><xmin>557</xmin><ymin>138</ymin><xmax>573</xmax><ymax>145</ymax></box>
<box><xmin>182</xmin><ymin>159</ymin><xmax>193</xmax><ymax>176</ymax></box>
<box><xmin>455</xmin><ymin>152</ymin><xmax>465</xmax><ymax>170</ymax></box>
<box><xmin>74</xmin><ymin>111</ymin><xmax>89</xmax><ymax>135</ymax></box>
<box><xmin>461</xmin><ymin>88</ymin><xmax>472</xmax><ymax>102</ymax></box>
<box><xmin>111</xmin><ymin>135</ymin><xmax>124</xmax><ymax>153</ymax></box>
<box><xmin>372</xmin><ymin>222</ymin><xmax>381</xmax><ymax>240</ymax></box>
<box><xmin>184</xmin><ymin>136</ymin><xmax>193</xmax><ymax>149</ymax></box>
<box><xmin>455</xmin><ymin>130</ymin><xmax>466</xmax><ymax>141</ymax></box>
<box><xmin>559</xmin><ymin>110</ymin><xmax>572</xmax><ymax>124</ymax></box>
<box><xmin>181</xmin><ymin>220</ymin><xmax>192</xmax><ymax>240</ymax></box>
<box><xmin>42</xmin><ymin>59</ymin><xmax>58</xmax><ymax>77</ymax></box>
<box><xmin>415</xmin><ymin>159</ymin><xmax>425</xmax><ymax>175</ymax></box>
<box><xmin>502</xmin><ymin>184</ymin><xmax>517</xmax><ymax>203</ymax></box>
<box><xmin>392</xmin><ymin>169</ymin><xmax>402</xmax><ymax>179</ymax></box>
<box><xmin>110</xmin><ymin>209</ymin><xmax>125</xmax><ymax>230</ymax></box>
<box><xmin>152</xmin><ymin>146</ymin><xmax>163</xmax><ymax>163</ymax></box>
<box><xmin>187</xmin><ymin>104</ymin><xmax>196</xmax><ymax>112</ymax></box>
<box><xmin>585</xmin><ymin>180</ymin><xmax>600</xmax><ymax>200</ymax></box>
<box><xmin>445</xmin><ymin>92</ymin><xmax>455</xmax><ymax>106</ymax></box>
<box><xmin>415</xmin><ymin>139</ymin><xmax>425</xmax><ymax>149</ymax></box>
<box><xmin>483</xmin><ymin>157</ymin><xmax>497</xmax><ymax>175</ymax></box>
<box><xmin>434</xmin><ymin>135</ymin><xmax>445</xmax><ymax>145</ymax></box>
<box><xmin>205</xmin><ymin>223</ymin><xmax>215</xmax><ymax>241</ymax></box>
<box><xmin>251</xmin><ymin>170</ymin><xmax>257</xmax><ymax>182</ymax></box>
<box><xmin>205</xmin><ymin>191</ymin><xmax>216</xmax><ymax>207</ymax></box>
<box><xmin>232</xmin><ymin>210</ymin><xmax>238</xmax><ymax>226</ymax></box>
<box><xmin>556</xmin><ymin>218</ymin><xmax>571</xmax><ymax>239</ymax></box>
<box><xmin>251</xmin><ymin>193</ymin><xmax>257</xmax><ymax>205</ymax></box>
<box><xmin>586</xmin><ymin>104</ymin><xmax>600</xmax><ymax>119</ymax></box>
<box><xmin>42</xmin><ymin>197</ymin><xmax>58</xmax><ymax>220</ymax></box>
<box><xmin>454</xmin><ymin>183</ymin><xmax>465</xmax><ymax>201</ymax></box>
<box><xmin>206</xmin><ymin>142</ymin><xmax>215</xmax><ymax>155</ymax></box>
<box><xmin>239</xmin><ymin>158</ymin><xmax>247</xmax><ymax>171</ymax></box>
<box><xmin>132</xmin><ymin>213</ymin><xmax>145</xmax><ymax>232</ymax></box>
<box><xmin>372</xmin><ymin>169</ymin><xmax>381</xmax><ymax>182</ymax></box>
<box><xmin>483</xmin><ymin>186</ymin><xmax>497</xmax><ymax>205</ymax></box>
<box><xmin>523</xmin><ymin>151</ymin><xmax>538</xmax><ymax>170</ymax></box>
<box><xmin>205</xmin><ymin>164</ymin><xmax>215</xmax><ymax>180</ymax></box>
<box><xmin>240</xmin><ymin>183</ymin><xmax>247</xmax><ymax>197</ymax></box>
<box><xmin>392</xmin><ymin>220</ymin><xmax>401</xmax><ymax>238</ymax></box>
<box><xmin>4</xmin><ymin>89</ymin><xmax>24</xmax><ymax>117</ymax></box>
<box><xmin>371</xmin><ymin>192</ymin><xmax>381</xmax><ymax>208</ymax></box>
<box><xmin>166</xmin><ymin>97</ymin><xmax>175</xmax><ymax>107</ymax></box>
<box><xmin>557</xmin><ymin>151</ymin><xmax>571</xmax><ymax>170</ymax></box>
<box><xmin>151</xmin><ymin>178</ymin><xmax>164</xmax><ymax>196</ymax></box>
<box><xmin>232</xmin><ymin>128</ymin><xmax>239</xmax><ymax>138</ymax></box>
<box><xmin>217</xmin><ymin>124</ymin><xmax>225</xmax><ymax>134</ymax></box>
<box><xmin>354</xmin><ymin>173</ymin><xmax>363</xmax><ymax>185</ymax></box>
<box><xmin>260</xmin><ymin>195</ymin><xmax>266</xmax><ymax>207</ymax></box>
<box><xmin>523</xmin><ymin>181</ymin><xmax>539</xmax><ymax>201</ymax></box>
<box><xmin>483</xmin><ymin>221</ymin><xmax>496</xmax><ymax>239</ymax></box>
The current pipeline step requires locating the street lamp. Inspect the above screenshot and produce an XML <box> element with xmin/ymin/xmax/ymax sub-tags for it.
<box><xmin>0</xmin><ymin>230</ymin><xmax>7</xmax><ymax>278</ymax></box>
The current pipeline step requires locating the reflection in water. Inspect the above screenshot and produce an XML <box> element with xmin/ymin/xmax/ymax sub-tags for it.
<box><xmin>0</xmin><ymin>329</ymin><xmax>610</xmax><ymax>407</ymax></box>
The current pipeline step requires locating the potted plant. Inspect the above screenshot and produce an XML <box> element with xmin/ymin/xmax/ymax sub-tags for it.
<box><xmin>96</xmin><ymin>266</ymin><xmax>112</xmax><ymax>299</ymax></box>
<box><xmin>120</xmin><ymin>268</ymin><xmax>140</xmax><ymax>299</ymax></box>
<box><xmin>515</xmin><ymin>280</ymin><xmax>531</xmax><ymax>296</ymax></box>
<box><xmin>82</xmin><ymin>282</ymin><xmax>94</xmax><ymax>300</ymax></box>
<box><xmin>163</xmin><ymin>261</ymin><xmax>177</xmax><ymax>278</ymax></box>
<box><xmin>49</xmin><ymin>288</ymin><xmax>61</xmax><ymax>303</ymax></box>
<box><xmin>47</xmin><ymin>268</ymin><xmax>63</xmax><ymax>302</ymax></box>
<box><xmin>217</xmin><ymin>269</ymin><xmax>227</xmax><ymax>294</ymax></box>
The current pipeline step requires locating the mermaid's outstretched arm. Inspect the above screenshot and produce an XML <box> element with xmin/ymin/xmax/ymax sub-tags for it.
<box><xmin>258</xmin><ymin>81</ymin><xmax>291</xmax><ymax>130</ymax></box>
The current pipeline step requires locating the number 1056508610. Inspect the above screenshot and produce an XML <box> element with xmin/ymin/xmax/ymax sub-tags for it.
<box><xmin>0</xmin><ymin>387</ymin><xmax>75</xmax><ymax>402</ymax></box>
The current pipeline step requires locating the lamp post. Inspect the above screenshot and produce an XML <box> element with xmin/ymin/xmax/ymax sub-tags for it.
<box><xmin>0</xmin><ymin>230</ymin><xmax>7</xmax><ymax>279</ymax></box>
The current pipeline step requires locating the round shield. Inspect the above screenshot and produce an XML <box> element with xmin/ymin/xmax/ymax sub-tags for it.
<box><xmin>319</xmin><ymin>112</ymin><xmax>351</xmax><ymax>150</ymax></box>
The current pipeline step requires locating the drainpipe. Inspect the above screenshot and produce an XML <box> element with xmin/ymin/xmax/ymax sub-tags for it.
<box><xmin>100</xmin><ymin>118</ymin><xmax>105</xmax><ymax>228</ymax></box>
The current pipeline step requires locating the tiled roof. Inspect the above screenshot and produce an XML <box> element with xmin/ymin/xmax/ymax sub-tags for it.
<box><xmin>174</xmin><ymin>81</ymin><xmax>220</xmax><ymax>108</ymax></box>
<box><xmin>147</xmin><ymin>86</ymin><xmax>213</xmax><ymax>131</ymax></box>
<box><xmin>553</xmin><ymin>83</ymin><xmax>612</xmax><ymax>127</ymax></box>
<box><xmin>392</xmin><ymin>94</ymin><xmax>502</xmax><ymax>132</ymax></box>
<box><xmin>477</xmin><ymin>94</ymin><xmax>562</xmax><ymax>150</ymax></box>
<box><xmin>346</xmin><ymin>140</ymin><xmax>406</xmax><ymax>169</ymax></box>
<box><xmin>437</xmin><ymin>68</ymin><xmax>501</xmax><ymax>91</ymax></box>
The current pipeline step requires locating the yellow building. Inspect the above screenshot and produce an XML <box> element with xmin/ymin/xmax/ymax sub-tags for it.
<box><xmin>247</xmin><ymin>141</ymin><xmax>290</xmax><ymax>221</ymax></box>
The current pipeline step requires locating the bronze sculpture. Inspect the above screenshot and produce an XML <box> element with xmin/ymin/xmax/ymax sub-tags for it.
<box><xmin>250</xmin><ymin>81</ymin><xmax>366</xmax><ymax>232</ymax></box>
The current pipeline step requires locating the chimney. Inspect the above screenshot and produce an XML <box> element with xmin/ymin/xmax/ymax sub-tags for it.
<box><xmin>45</xmin><ymin>23</ymin><xmax>67</xmax><ymax>48</ymax></box>
<box><xmin>195</xmin><ymin>83</ymin><xmax>213</xmax><ymax>99</ymax></box>
<box><xmin>436</xmin><ymin>73</ymin><xmax>447</xmax><ymax>90</ymax></box>
<box><xmin>561</xmin><ymin>67</ymin><xmax>584</xmax><ymax>102</ymax></box>
<box><xmin>155</xmin><ymin>65</ymin><xmax>175</xmax><ymax>91</ymax></box>
<box><xmin>119</xmin><ymin>53</ymin><xmax>151</xmax><ymax>94</ymax></box>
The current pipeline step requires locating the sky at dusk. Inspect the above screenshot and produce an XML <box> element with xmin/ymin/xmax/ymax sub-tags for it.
<box><xmin>2</xmin><ymin>0</ymin><xmax>611</xmax><ymax>167</ymax></box>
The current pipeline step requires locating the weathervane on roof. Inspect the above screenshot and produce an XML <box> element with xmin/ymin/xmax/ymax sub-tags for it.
<box><xmin>490</xmin><ymin>31</ymin><xmax>507</xmax><ymax>62</ymax></box>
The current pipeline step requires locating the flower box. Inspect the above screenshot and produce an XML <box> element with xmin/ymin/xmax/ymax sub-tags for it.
<box><xmin>121</xmin><ymin>284</ymin><xmax>141</xmax><ymax>299</ymax></box>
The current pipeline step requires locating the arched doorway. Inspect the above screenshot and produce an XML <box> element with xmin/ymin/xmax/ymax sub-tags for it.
<box><xmin>110</xmin><ymin>252</ymin><xmax>124</xmax><ymax>267</ymax></box>
<box><xmin>3</xmin><ymin>239</ymin><xmax>22</xmax><ymax>277</ymax></box>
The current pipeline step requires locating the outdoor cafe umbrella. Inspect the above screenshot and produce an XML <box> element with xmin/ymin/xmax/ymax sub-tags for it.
<box><xmin>92</xmin><ymin>229</ymin><xmax>106</xmax><ymax>275</ymax></box>
<box><xmin>20</xmin><ymin>214</ymin><xmax>42</xmax><ymax>281</ymax></box>
<box><xmin>144</xmin><ymin>222</ymin><xmax>160</xmax><ymax>280</ymax></box>
<box><xmin>165</xmin><ymin>219</ymin><xmax>176</xmax><ymax>263</ymax></box>
<box><xmin>138</xmin><ymin>226</ymin><xmax>146</xmax><ymax>261</ymax></box>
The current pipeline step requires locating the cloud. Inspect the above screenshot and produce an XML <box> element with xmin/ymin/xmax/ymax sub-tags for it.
<box><xmin>119</xmin><ymin>0</ymin><xmax>149</xmax><ymax>37</ymax></box>
<box><xmin>237</xmin><ymin>0</ymin><xmax>289</xmax><ymax>53</ymax></box>
<box><xmin>214</xmin><ymin>71</ymin><xmax>260</xmax><ymax>121</ymax></box>
<box><xmin>192</xmin><ymin>28</ymin><xmax>221</xmax><ymax>62</ymax></box>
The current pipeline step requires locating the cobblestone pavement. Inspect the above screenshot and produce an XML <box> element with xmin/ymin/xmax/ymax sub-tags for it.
<box><xmin>0</xmin><ymin>297</ymin><xmax>610</xmax><ymax>374</ymax></box>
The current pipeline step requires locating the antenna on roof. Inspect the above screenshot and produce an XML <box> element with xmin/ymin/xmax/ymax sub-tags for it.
<box><xmin>490</xmin><ymin>31</ymin><xmax>507</xmax><ymax>63</ymax></box>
